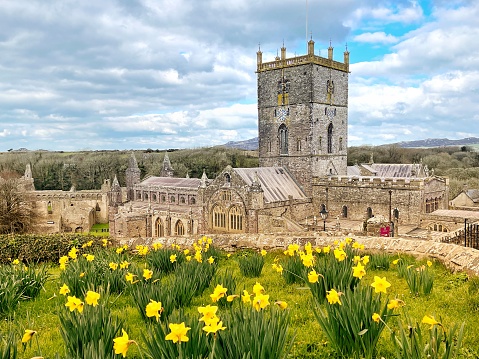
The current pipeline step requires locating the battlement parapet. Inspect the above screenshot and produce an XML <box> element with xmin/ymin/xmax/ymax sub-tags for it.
<box><xmin>313</xmin><ymin>176</ymin><xmax>423</xmax><ymax>189</ymax></box>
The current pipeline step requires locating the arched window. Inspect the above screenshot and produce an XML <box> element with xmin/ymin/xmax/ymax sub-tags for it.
<box><xmin>296</xmin><ymin>138</ymin><xmax>301</xmax><ymax>151</ymax></box>
<box><xmin>175</xmin><ymin>220</ymin><xmax>185</xmax><ymax>236</ymax></box>
<box><xmin>229</xmin><ymin>206</ymin><xmax>243</xmax><ymax>232</ymax></box>
<box><xmin>212</xmin><ymin>205</ymin><xmax>226</xmax><ymax>229</ymax></box>
<box><xmin>152</xmin><ymin>193</ymin><xmax>157</xmax><ymax>202</ymax></box>
<box><xmin>47</xmin><ymin>201</ymin><xmax>53</xmax><ymax>214</ymax></box>
<box><xmin>170</xmin><ymin>195</ymin><xmax>175</xmax><ymax>203</ymax></box>
<box><xmin>279</xmin><ymin>124</ymin><xmax>288</xmax><ymax>155</ymax></box>
<box><xmin>180</xmin><ymin>197</ymin><xmax>186</xmax><ymax>204</ymax></box>
<box><xmin>190</xmin><ymin>197</ymin><xmax>196</xmax><ymax>205</ymax></box>
<box><xmin>155</xmin><ymin>218</ymin><xmax>164</xmax><ymax>237</ymax></box>
<box><xmin>339</xmin><ymin>137</ymin><xmax>343</xmax><ymax>151</ymax></box>
<box><xmin>327</xmin><ymin>123</ymin><xmax>333</xmax><ymax>153</ymax></box>
<box><xmin>342</xmin><ymin>205</ymin><xmax>348</xmax><ymax>218</ymax></box>
<box><xmin>161</xmin><ymin>195</ymin><xmax>166</xmax><ymax>203</ymax></box>
<box><xmin>224</xmin><ymin>173</ymin><xmax>231</xmax><ymax>184</ymax></box>
<box><xmin>366</xmin><ymin>207</ymin><xmax>373</xmax><ymax>219</ymax></box>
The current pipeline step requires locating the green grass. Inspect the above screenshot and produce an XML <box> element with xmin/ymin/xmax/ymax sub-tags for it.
<box><xmin>1</xmin><ymin>247</ymin><xmax>477</xmax><ymax>358</ymax></box>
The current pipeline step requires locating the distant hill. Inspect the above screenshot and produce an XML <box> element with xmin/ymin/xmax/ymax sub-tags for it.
<box><xmin>392</xmin><ymin>137</ymin><xmax>479</xmax><ymax>148</ymax></box>
<box><xmin>223</xmin><ymin>137</ymin><xmax>479</xmax><ymax>150</ymax></box>
<box><xmin>223</xmin><ymin>137</ymin><xmax>259</xmax><ymax>150</ymax></box>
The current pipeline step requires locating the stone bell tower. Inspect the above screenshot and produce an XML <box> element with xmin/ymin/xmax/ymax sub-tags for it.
<box><xmin>257</xmin><ymin>39</ymin><xmax>350</xmax><ymax>194</ymax></box>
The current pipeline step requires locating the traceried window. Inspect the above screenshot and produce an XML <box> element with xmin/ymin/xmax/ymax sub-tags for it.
<box><xmin>279</xmin><ymin>124</ymin><xmax>288</xmax><ymax>155</ymax></box>
<box><xmin>155</xmin><ymin>218</ymin><xmax>164</xmax><ymax>237</ymax></box>
<box><xmin>175</xmin><ymin>220</ymin><xmax>185</xmax><ymax>236</ymax></box>
<box><xmin>212</xmin><ymin>205</ymin><xmax>226</xmax><ymax>229</ymax></box>
<box><xmin>229</xmin><ymin>206</ymin><xmax>243</xmax><ymax>232</ymax></box>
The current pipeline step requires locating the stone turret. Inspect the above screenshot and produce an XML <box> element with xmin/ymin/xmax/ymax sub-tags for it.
<box><xmin>109</xmin><ymin>175</ymin><xmax>122</xmax><ymax>206</ymax></box>
<box><xmin>125</xmin><ymin>153</ymin><xmax>141</xmax><ymax>201</ymax></box>
<box><xmin>160</xmin><ymin>152</ymin><xmax>174</xmax><ymax>177</ymax></box>
<box><xmin>21</xmin><ymin>164</ymin><xmax>35</xmax><ymax>191</ymax></box>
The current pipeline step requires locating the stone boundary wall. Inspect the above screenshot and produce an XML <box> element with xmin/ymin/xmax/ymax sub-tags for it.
<box><xmin>122</xmin><ymin>233</ymin><xmax>479</xmax><ymax>276</ymax></box>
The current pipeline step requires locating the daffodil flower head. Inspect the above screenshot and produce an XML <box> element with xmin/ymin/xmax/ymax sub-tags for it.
<box><xmin>59</xmin><ymin>283</ymin><xmax>70</xmax><ymax>296</ymax></box>
<box><xmin>275</xmin><ymin>301</ymin><xmax>288</xmax><ymax>310</ymax></box>
<box><xmin>170</xmin><ymin>254</ymin><xmax>177</xmax><ymax>263</ymax></box>
<box><xmin>326</xmin><ymin>289</ymin><xmax>342</xmax><ymax>305</ymax></box>
<box><xmin>422</xmin><ymin>315</ymin><xmax>441</xmax><ymax>329</ymax></box>
<box><xmin>143</xmin><ymin>268</ymin><xmax>153</xmax><ymax>280</ymax></box>
<box><xmin>372</xmin><ymin>313</ymin><xmax>381</xmax><ymax>323</ymax></box>
<box><xmin>85</xmin><ymin>290</ymin><xmax>100</xmax><ymax>306</ymax></box>
<box><xmin>353</xmin><ymin>262</ymin><xmax>366</xmax><ymax>279</ymax></box>
<box><xmin>260</xmin><ymin>249</ymin><xmax>267</xmax><ymax>256</ymax></box>
<box><xmin>165</xmin><ymin>322</ymin><xmax>191</xmax><ymax>343</ymax></box>
<box><xmin>242</xmin><ymin>290</ymin><xmax>252</xmax><ymax>303</ymax></box>
<box><xmin>308</xmin><ymin>269</ymin><xmax>320</xmax><ymax>283</ymax></box>
<box><xmin>371</xmin><ymin>276</ymin><xmax>391</xmax><ymax>294</ymax></box>
<box><xmin>22</xmin><ymin>329</ymin><xmax>36</xmax><ymax>343</ymax></box>
<box><xmin>146</xmin><ymin>300</ymin><xmax>163</xmax><ymax>321</ymax></box>
<box><xmin>252</xmin><ymin>282</ymin><xmax>264</xmax><ymax>295</ymax></box>
<box><xmin>253</xmin><ymin>293</ymin><xmax>270</xmax><ymax>311</ymax></box>
<box><xmin>114</xmin><ymin>329</ymin><xmax>136</xmax><ymax>358</ymax></box>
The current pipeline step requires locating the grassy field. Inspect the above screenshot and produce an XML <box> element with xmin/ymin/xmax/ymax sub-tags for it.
<box><xmin>1</xmin><ymin>240</ymin><xmax>477</xmax><ymax>359</ymax></box>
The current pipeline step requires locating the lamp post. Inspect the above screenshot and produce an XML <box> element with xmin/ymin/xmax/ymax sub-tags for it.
<box><xmin>320</xmin><ymin>207</ymin><xmax>329</xmax><ymax>232</ymax></box>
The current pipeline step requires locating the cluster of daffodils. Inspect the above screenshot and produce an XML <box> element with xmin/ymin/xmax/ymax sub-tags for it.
<box><xmin>59</xmin><ymin>283</ymin><xmax>100</xmax><ymax>313</ymax></box>
<box><xmin>198</xmin><ymin>305</ymin><xmax>226</xmax><ymax>335</ymax></box>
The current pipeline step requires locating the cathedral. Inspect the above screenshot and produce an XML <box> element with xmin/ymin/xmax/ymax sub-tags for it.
<box><xmin>106</xmin><ymin>40</ymin><xmax>450</xmax><ymax>238</ymax></box>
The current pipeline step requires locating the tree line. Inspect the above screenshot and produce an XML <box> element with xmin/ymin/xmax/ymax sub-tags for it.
<box><xmin>0</xmin><ymin>145</ymin><xmax>478</xmax><ymax>199</ymax></box>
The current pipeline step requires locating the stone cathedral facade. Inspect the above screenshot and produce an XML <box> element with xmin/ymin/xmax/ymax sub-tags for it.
<box><xmin>23</xmin><ymin>39</ymin><xmax>451</xmax><ymax>238</ymax></box>
<box><xmin>104</xmin><ymin>39</ymin><xmax>449</xmax><ymax>238</ymax></box>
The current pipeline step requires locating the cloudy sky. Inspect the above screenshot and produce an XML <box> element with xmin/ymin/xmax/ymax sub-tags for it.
<box><xmin>0</xmin><ymin>0</ymin><xmax>477</xmax><ymax>151</ymax></box>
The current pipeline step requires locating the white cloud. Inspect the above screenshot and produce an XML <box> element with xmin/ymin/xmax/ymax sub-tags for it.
<box><xmin>353</xmin><ymin>32</ymin><xmax>398</xmax><ymax>44</ymax></box>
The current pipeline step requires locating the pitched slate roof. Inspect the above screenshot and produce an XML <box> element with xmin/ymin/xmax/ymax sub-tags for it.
<box><xmin>347</xmin><ymin>163</ymin><xmax>426</xmax><ymax>178</ymax></box>
<box><xmin>138</xmin><ymin>176</ymin><xmax>201</xmax><ymax>189</ymax></box>
<box><xmin>466</xmin><ymin>189</ymin><xmax>479</xmax><ymax>203</ymax></box>
<box><xmin>233</xmin><ymin>167</ymin><xmax>307</xmax><ymax>203</ymax></box>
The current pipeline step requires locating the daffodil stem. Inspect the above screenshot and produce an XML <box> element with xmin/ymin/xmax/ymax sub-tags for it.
<box><xmin>209</xmin><ymin>336</ymin><xmax>217</xmax><ymax>359</ymax></box>
<box><xmin>35</xmin><ymin>334</ymin><xmax>42</xmax><ymax>356</ymax></box>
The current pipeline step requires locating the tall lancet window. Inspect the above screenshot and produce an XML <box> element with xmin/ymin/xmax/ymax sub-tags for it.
<box><xmin>279</xmin><ymin>124</ymin><xmax>288</xmax><ymax>155</ymax></box>
<box><xmin>327</xmin><ymin>123</ymin><xmax>333</xmax><ymax>154</ymax></box>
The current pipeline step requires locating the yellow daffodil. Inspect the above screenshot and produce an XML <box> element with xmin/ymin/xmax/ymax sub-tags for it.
<box><xmin>372</xmin><ymin>313</ymin><xmax>381</xmax><ymax>323</ymax></box>
<box><xmin>86</xmin><ymin>254</ymin><xmax>94</xmax><ymax>262</ymax></box>
<box><xmin>304</xmin><ymin>242</ymin><xmax>312</xmax><ymax>254</ymax></box>
<box><xmin>275</xmin><ymin>301</ymin><xmax>288</xmax><ymax>310</ymax></box>
<box><xmin>353</xmin><ymin>255</ymin><xmax>361</xmax><ymax>264</ymax></box>
<box><xmin>116</xmin><ymin>247</ymin><xmax>124</xmax><ymax>254</ymax></box>
<box><xmin>210</xmin><ymin>284</ymin><xmax>228</xmax><ymax>302</ymax></box>
<box><xmin>352</xmin><ymin>242</ymin><xmax>361</xmax><ymax>249</ymax></box>
<box><xmin>301</xmin><ymin>253</ymin><xmax>314</xmax><ymax>267</ymax></box>
<box><xmin>323</xmin><ymin>246</ymin><xmax>331</xmax><ymax>253</ymax></box>
<box><xmin>119</xmin><ymin>260</ymin><xmax>130</xmax><ymax>269</ymax></box>
<box><xmin>65</xmin><ymin>296</ymin><xmax>84</xmax><ymax>313</ymax></box>
<box><xmin>252</xmin><ymin>282</ymin><xmax>264</xmax><ymax>295</ymax></box>
<box><xmin>253</xmin><ymin>293</ymin><xmax>270</xmax><ymax>311</ymax></box>
<box><xmin>203</xmin><ymin>319</ymin><xmax>226</xmax><ymax>335</ymax></box>
<box><xmin>371</xmin><ymin>276</ymin><xmax>391</xmax><ymax>294</ymax></box>
<box><xmin>152</xmin><ymin>242</ymin><xmax>163</xmax><ymax>251</ymax></box>
<box><xmin>79</xmin><ymin>272</ymin><xmax>85</xmax><ymax>278</ymax></box>
<box><xmin>21</xmin><ymin>329</ymin><xmax>36</xmax><ymax>343</ymax></box>
<box><xmin>113</xmin><ymin>329</ymin><xmax>135</xmax><ymax>358</ymax></box>
<box><xmin>226</xmin><ymin>253</ymin><xmax>231</xmax><ymax>258</ymax></box>
<box><xmin>227</xmin><ymin>294</ymin><xmax>239</xmax><ymax>302</ymax></box>
<box><xmin>125</xmin><ymin>272</ymin><xmax>136</xmax><ymax>284</ymax></box>
<box><xmin>422</xmin><ymin>315</ymin><xmax>440</xmax><ymax>329</ymax></box>
<box><xmin>109</xmin><ymin>262</ymin><xmax>118</xmax><ymax>270</ymax></box>
<box><xmin>326</xmin><ymin>289</ymin><xmax>342</xmax><ymax>305</ymax></box>
<box><xmin>68</xmin><ymin>247</ymin><xmax>78</xmax><ymax>260</ymax></box>
<box><xmin>242</xmin><ymin>290</ymin><xmax>252</xmax><ymax>303</ymax></box>
<box><xmin>183</xmin><ymin>248</ymin><xmax>190</xmax><ymax>255</ymax></box>
<box><xmin>59</xmin><ymin>284</ymin><xmax>70</xmax><ymax>296</ymax></box>
<box><xmin>352</xmin><ymin>262</ymin><xmax>366</xmax><ymax>279</ymax></box>
<box><xmin>165</xmin><ymin>322</ymin><xmax>191</xmax><ymax>343</ymax></box>
<box><xmin>170</xmin><ymin>254</ymin><xmax>177</xmax><ymax>263</ymax></box>
<box><xmin>186</xmin><ymin>255</ymin><xmax>192</xmax><ymax>261</ymax></box>
<box><xmin>194</xmin><ymin>251</ymin><xmax>203</xmax><ymax>263</ymax></box>
<box><xmin>361</xmin><ymin>255</ymin><xmax>370</xmax><ymax>265</ymax></box>
<box><xmin>102</xmin><ymin>239</ymin><xmax>108</xmax><ymax>247</ymax></box>
<box><xmin>387</xmin><ymin>299</ymin><xmax>404</xmax><ymax>310</ymax></box>
<box><xmin>392</xmin><ymin>258</ymin><xmax>400</xmax><ymax>265</ymax></box>
<box><xmin>427</xmin><ymin>260</ymin><xmax>433</xmax><ymax>267</ymax></box>
<box><xmin>207</xmin><ymin>256</ymin><xmax>215</xmax><ymax>264</ymax></box>
<box><xmin>315</xmin><ymin>247</ymin><xmax>322</xmax><ymax>253</ymax></box>
<box><xmin>85</xmin><ymin>291</ymin><xmax>100</xmax><ymax>306</ymax></box>
<box><xmin>12</xmin><ymin>259</ymin><xmax>20</xmax><ymax>265</ymax></box>
<box><xmin>334</xmin><ymin>248</ymin><xmax>347</xmax><ymax>261</ymax></box>
<box><xmin>207</xmin><ymin>237</ymin><xmax>213</xmax><ymax>244</ymax></box>
<box><xmin>198</xmin><ymin>305</ymin><xmax>218</xmax><ymax>323</ymax></box>
<box><xmin>261</xmin><ymin>249</ymin><xmax>267</xmax><ymax>256</ymax></box>
<box><xmin>146</xmin><ymin>300</ymin><xmax>163</xmax><ymax>321</ymax></box>
<box><xmin>143</xmin><ymin>268</ymin><xmax>153</xmax><ymax>280</ymax></box>
<box><xmin>308</xmin><ymin>269</ymin><xmax>320</xmax><ymax>283</ymax></box>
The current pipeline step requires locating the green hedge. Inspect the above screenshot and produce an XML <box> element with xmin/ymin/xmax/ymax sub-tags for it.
<box><xmin>0</xmin><ymin>234</ymin><xmax>111</xmax><ymax>264</ymax></box>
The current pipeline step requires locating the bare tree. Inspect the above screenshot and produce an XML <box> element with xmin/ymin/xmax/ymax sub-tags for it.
<box><xmin>0</xmin><ymin>172</ymin><xmax>35</xmax><ymax>234</ymax></box>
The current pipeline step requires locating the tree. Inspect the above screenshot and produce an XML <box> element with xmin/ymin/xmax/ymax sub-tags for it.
<box><xmin>0</xmin><ymin>172</ymin><xmax>35</xmax><ymax>234</ymax></box>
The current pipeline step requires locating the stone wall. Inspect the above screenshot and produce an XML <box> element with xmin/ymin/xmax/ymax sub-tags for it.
<box><xmin>124</xmin><ymin>233</ymin><xmax>479</xmax><ymax>276</ymax></box>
